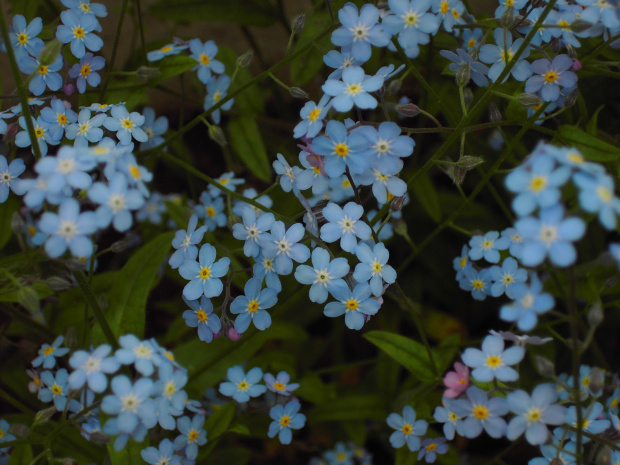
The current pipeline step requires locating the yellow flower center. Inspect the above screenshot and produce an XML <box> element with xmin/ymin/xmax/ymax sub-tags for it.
<box><xmin>0</xmin><ymin>430</ymin><xmax>4</xmax><ymax>438</ymax></box>
<box><xmin>81</xmin><ymin>64</ymin><xmax>91</xmax><ymax>76</ymax></box>
<box><xmin>247</xmin><ymin>300</ymin><xmax>259</xmax><ymax>313</ymax></box>
<box><xmin>474</xmin><ymin>405</ymin><xmax>489</xmax><ymax>419</ymax></box>
<box><xmin>345</xmin><ymin>299</ymin><xmax>358</xmax><ymax>310</ymax></box>
<box><xmin>451</xmin><ymin>9</ymin><xmax>460</xmax><ymax>18</ymax></box>
<box><xmin>427</xmin><ymin>443</ymin><xmax>437</xmax><ymax>452</ymax></box>
<box><xmin>237</xmin><ymin>381</ymin><xmax>249</xmax><ymax>391</ymax></box>
<box><xmin>308</xmin><ymin>108</ymin><xmax>320</xmax><ymax>121</ymax></box>
<box><xmin>17</xmin><ymin>33</ymin><xmax>28</xmax><ymax>44</ymax></box>
<box><xmin>161</xmin><ymin>46</ymin><xmax>172</xmax><ymax>53</ymax></box>
<box><xmin>35</xmin><ymin>128</ymin><xmax>45</xmax><ymax>138</ymax></box>
<box><xmin>200</xmin><ymin>54</ymin><xmax>210</xmax><ymax>65</ymax></box>
<box><xmin>57</xmin><ymin>114</ymin><xmax>67</xmax><ymax>125</ymax></box>
<box><xmin>404</xmin><ymin>12</ymin><xmax>418</xmax><ymax>25</ymax></box>
<box><xmin>506</xmin><ymin>0</ymin><xmax>514</xmax><ymax>5</ymax></box>
<box><xmin>206</xmin><ymin>206</ymin><xmax>216</xmax><ymax>217</ymax></box>
<box><xmin>346</xmin><ymin>83</ymin><xmax>362</xmax><ymax>95</ymax></box>
<box><xmin>129</xmin><ymin>165</ymin><xmax>141</xmax><ymax>179</ymax></box>
<box><xmin>51</xmin><ymin>384</ymin><xmax>62</xmax><ymax>395</ymax></box>
<box><xmin>73</xmin><ymin>27</ymin><xmax>85</xmax><ymax>39</ymax></box>
<box><xmin>334</xmin><ymin>143</ymin><xmax>349</xmax><ymax>157</ymax></box>
<box><xmin>279</xmin><ymin>415</ymin><xmax>291</xmax><ymax>427</ymax></box>
<box><xmin>28</xmin><ymin>225</ymin><xmax>37</xmax><ymax>236</ymax></box>
<box><xmin>342</xmin><ymin>179</ymin><xmax>351</xmax><ymax>188</ymax></box>
<box><xmin>164</xmin><ymin>381</ymin><xmax>176</xmax><ymax>396</ymax></box>
<box><xmin>38</xmin><ymin>65</ymin><xmax>48</xmax><ymax>75</ymax></box>
<box><xmin>44</xmin><ymin>346</ymin><xmax>55</xmax><ymax>356</ymax></box>
<box><xmin>486</xmin><ymin>355</ymin><xmax>502</xmax><ymax>368</ymax></box>
<box><xmin>582</xmin><ymin>377</ymin><xmax>590</xmax><ymax>387</ymax></box>
<box><xmin>544</xmin><ymin>71</ymin><xmax>558</xmax><ymax>83</ymax></box>
<box><xmin>612</xmin><ymin>398</ymin><xmax>618</xmax><ymax>408</ymax></box>
<box><xmin>372</xmin><ymin>261</ymin><xmax>382</xmax><ymax>273</ymax></box>
<box><xmin>188</xmin><ymin>430</ymin><xmax>198</xmax><ymax>442</ymax></box>
<box><xmin>567</xmin><ymin>152</ymin><xmax>583</xmax><ymax>163</ymax></box>
<box><xmin>468</xmin><ymin>38</ymin><xmax>476</xmax><ymax>49</ymax></box>
<box><xmin>441</xmin><ymin>1</ymin><xmax>449</xmax><ymax>13</ymax></box>
<box><xmin>313</xmin><ymin>166</ymin><xmax>321</xmax><ymax>174</ymax></box>
<box><xmin>273</xmin><ymin>382</ymin><xmax>286</xmax><ymax>391</ymax></box>
<box><xmin>449</xmin><ymin>412</ymin><xmax>458</xmax><ymax>421</ymax></box>
<box><xmin>472</xmin><ymin>279</ymin><xmax>484</xmax><ymax>290</ymax></box>
<box><xmin>122</xmin><ymin>119</ymin><xmax>133</xmax><ymax>129</ymax></box>
<box><xmin>530</xmin><ymin>175</ymin><xmax>547</xmax><ymax>192</ymax></box>
<box><xmin>196</xmin><ymin>309</ymin><xmax>208</xmax><ymax>322</ymax></box>
<box><xmin>597</xmin><ymin>186</ymin><xmax>612</xmax><ymax>203</ymax></box>
<box><xmin>213</xmin><ymin>91</ymin><xmax>222</xmax><ymax>102</ymax></box>
<box><xmin>526</xmin><ymin>407</ymin><xmax>541</xmax><ymax>422</ymax></box>
<box><xmin>402</xmin><ymin>423</ymin><xmax>412</xmax><ymax>434</ymax></box>
<box><xmin>200</xmin><ymin>267</ymin><xmax>211</xmax><ymax>279</ymax></box>
<box><xmin>459</xmin><ymin>257</ymin><xmax>467</xmax><ymax>268</ymax></box>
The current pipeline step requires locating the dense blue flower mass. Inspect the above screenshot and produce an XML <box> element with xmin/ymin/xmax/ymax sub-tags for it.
<box><xmin>468</xmin><ymin>231</ymin><xmax>508</xmax><ymax>264</ymax></box>
<box><xmin>526</xmin><ymin>55</ymin><xmax>578</xmax><ymax>102</ymax></box>
<box><xmin>69</xmin><ymin>53</ymin><xmax>106</xmax><ymax>93</ymax></box>
<box><xmin>18</xmin><ymin>43</ymin><xmax>63</xmax><ymax>96</ymax></box>
<box><xmin>233</xmin><ymin>207</ymin><xmax>275</xmax><ymax>257</ymax></box>
<box><xmin>312</xmin><ymin>120</ymin><xmax>371</xmax><ymax>176</ymax></box>
<box><xmin>39</xmin><ymin>198</ymin><xmax>97</xmax><ymax>258</ymax></box>
<box><xmin>479</xmin><ymin>28</ymin><xmax>532</xmax><ymax>83</ymax></box>
<box><xmin>353</xmin><ymin>242</ymin><xmax>396</xmax><ymax>296</ymax></box>
<box><xmin>320</xmin><ymin>202</ymin><xmax>372</xmax><ymax>253</ymax></box>
<box><xmin>499</xmin><ymin>273</ymin><xmax>554</xmax><ymax>331</ymax></box>
<box><xmin>88</xmin><ymin>172</ymin><xmax>144</xmax><ymax>232</ymax></box>
<box><xmin>56</xmin><ymin>10</ymin><xmax>103</xmax><ymax>58</ymax></box>
<box><xmin>331</xmin><ymin>3</ymin><xmax>390</xmax><ymax>62</ymax></box>
<box><xmin>101</xmin><ymin>375</ymin><xmax>157</xmax><ymax>433</ymax></box>
<box><xmin>174</xmin><ymin>415</ymin><xmax>207</xmax><ymax>460</ymax></box>
<box><xmin>322</xmin><ymin>66</ymin><xmax>384</xmax><ymax>112</ymax></box>
<box><xmin>384</xmin><ymin>0</ymin><xmax>440</xmax><ymax>59</ymax></box>
<box><xmin>9</xmin><ymin>15</ymin><xmax>44</xmax><ymax>59</ymax></box>
<box><xmin>261</xmin><ymin>221</ymin><xmax>310</xmax><ymax>275</ymax></box>
<box><xmin>68</xmin><ymin>344</ymin><xmax>120</xmax><ymax>393</ymax></box>
<box><xmin>295</xmin><ymin>247</ymin><xmax>349</xmax><ymax>303</ymax></box>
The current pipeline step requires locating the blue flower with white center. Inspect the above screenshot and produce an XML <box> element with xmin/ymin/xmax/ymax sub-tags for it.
<box><xmin>462</xmin><ymin>334</ymin><xmax>525</xmax><ymax>383</ymax></box>
<box><xmin>232</xmin><ymin>206</ymin><xmax>275</xmax><ymax>258</ymax></box>
<box><xmin>295</xmin><ymin>247</ymin><xmax>349</xmax><ymax>303</ymax></box>
<box><xmin>495</xmin><ymin>0</ymin><xmax>527</xmax><ymax>17</ymax></box>
<box><xmin>102</xmin><ymin>375</ymin><xmax>157</xmax><ymax>433</ymax></box>
<box><xmin>18</xmin><ymin>43</ymin><xmax>63</xmax><ymax>96</ymax></box>
<box><xmin>325</xmin><ymin>443</ymin><xmax>353</xmax><ymax>464</ymax></box>
<box><xmin>499</xmin><ymin>273</ymin><xmax>554</xmax><ymax>331</ymax></box>
<box><xmin>194</xmin><ymin>191</ymin><xmax>226</xmax><ymax>230</ymax></box>
<box><xmin>459</xmin><ymin>266</ymin><xmax>492</xmax><ymax>301</ymax></box>
<box><xmin>232</xmin><ymin>188</ymin><xmax>273</xmax><ymax>217</ymax></box>
<box><xmin>115</xmin><ymin>335</ymin><xmax>161</xmax><ymax>376</ymax></box>
<box><xmin>505</xmin><ymin>154</ymin><xmax>572</xmax><ymax>216</ymax></box>
<box><xmin>264</xmin><ymin>371</ymin><xmax>300</xmax><ymax>396</ymax></box>
<box><xmin>261</xmin><ymin>221</ymin><xmax>310</xmax><ymax>275</ymax></box>
<box><xmin>65</xmin><ymin>108</ymin><xmax>107</xmax><ymax>146</ymax></box>
<box><xmin>68</xmin><ymin>344</ymin><xmax>120</xmax><ymax>393</ymax></box>
<box><xmin>561</xmin><ymin>402</ymin><xmax>610</xmax><ymax>443</ymax></box>
<box><xmin>179</xmin><ymin>243</ymin><xmax>230</xmax><ymax>300</ymax></box>
<box><xmin>489</xmin><ymin>257</ymin><xmax>526</xmax><ymax>298</ymax></box>
<box><xmin>320</xmin><ymin>202</ymin><xmax>372</xmax><ymax>253</ymax></box>
<box><xmin>463</xmin><ymin>28</ymin><xmax>483</xmax><ymax>52</ymax></box>
<box><xmin>56</xmin><ymin>10</ymin><xmax>103</xmax><ymax>58</ymax></box>
<box><xmin>323</xmin><ymin>46</ymin><xmax>364</xmax><ymax>80</ymax></box>
<box><xmin>39</xmin><ymin>368</ymin><xmax>72</xmax><ymax>411</ymax></box>
<box><xmin>19</xmin><ymin>172</ymin><xmax>65</xmax><ymax>209</ymax></box>
<box><xmin>294</xmin><ymin>94</ymin><xmax>332</xmax><ymax>139</ymax></box>
<box><xmin>0</xmin><ymin>155</ymin><xmax>26</xmax><ymax>203</ymax></box>
<box><xmin>39</xmin><ymin>198</ymin><xmax>97</xmax><ymax>258</ymax></box>
<box><xmin>439</xmin><ymin>48</ymin><xmax>490</xmax><ymax>87</ymax></box>
<box><xmin>183</xmin><ymin>296</ymin><xmax>221</xmax><ymax>343</ymax></box>
<box><xmin>9</xmin><ymin>15</ymin><xmax>43</xmax><ymax>60</ymax></box>
<box><xmin>189</xmin><ymin>38</ymin><xmax>225</xmax><ymax>84</ymax></box>
<box><xmin>468</xmin><ymin>230</ymin><xmax>508</xmax><ymax>264</ymax></box>
<box><xmin>479</xmin><ymin>28</ymin><xmax>532</xmax><ymax>83</ymax></box>
<box><xmin>499</xmin><ymin>227</ymin><xmax>524</xmax><ymax>259</ymax></box>
<box><xmin>526</xmin><ymin>55</ymin><xmax>578</xmax><ymax>103</ymax></box>
<box><xmin>515</xmin><ymin>204</ymin><xmax>586</xmax><ymax>268</ymax></box>
<box><xmin>294</xmin><ymin>151</ymin><xmax>329</xmax><ymax>195</ymax></box>
<box><xmin>357</xmin><ymin>169</ymin><xmax>408</xmax><ymax>204</ymax></box>
<box><xmin>32</xmin><ymin>335</ymin><xmax>69</xmax><ymax>369</ymax></box>
<box><xmin>40</xmin><ymin>99</ymin><xmax>78</xmax><ymax>140</ymax></box>
<box><xmin>230</xmin><ymin>277</ymin><xmax>277</xmax><ymax>333</ymax></box>
<box><xmin>530</xmin><ymin>440</ymin><xmax>576</xmax><ymax>465</ymax></box>
<box><xmin>387</xmin><ymin>405</ymin><xmax>428</xmax><ymax>452</ymax></box>
<box><xmin>136</xmin><ymin>191</ymin><xmax>165</xmax><ymax>224</ymax></box>
<box><xmin>116</xmin><ymin>153</ymin><xmax>153</xmax><ymax>197</ymax></box>
<box><xmin>355</xmin><ymin>122</ymin><xmax>414</xmax><ymax>175</ymax></box>
<box><xmin>324</xmin><ymin>282</ymin><xmax>380</xmax><ymax>330</ymax></box>
<box><xmin>219</xmin><ymin>366</ymin><xmax>266</xmax><ymax>403</ymax></box>
<box><xmin>141</xmin><ymin>439</ymin><xmax>180</xmax><ymax>465</ymax></box>
<box><xmin>204</xmin><ymin>74</ymin><xmax>234</xmax><ymax>124</ymax></box>
<box><xmin>544</xmin><ymin>145</ymin><xmax>604</xmax><ymax>175</ymax></box>
<box><xmin>322</xmin><ymin>66</ymin><xmax>384</xmax><ymax>113</ymax></box>
<box><xmin>208</xmin><ymin>171</ymin><xmax>243</xmax><ymax>196</ymax></box>
<box><xmin>433</xmin><ymin>400</ymin><xmax>464</xmax><ymax>439</ymax></box>
<box><xmin>418</xmin><ymin>437</ymin><xmax>448</xmax><ymax>463</ymax></box>
<box><xmin>452</xmin><ymin>386</ymin><xmax>508</xmax><ymax>439</ymax></box>
<box><xmin>253</xmin><ymin>254</ymin><xmax>282</xmax><ymax>292</ymax></box>
<box><xmin>383</xmin><ymin>0</ymin><xmax>441</xmax><ymax>59</ymax></box>
<box><xmin>140</xmin><ymin>107</ymin><xmax>168</xmax><ymax>150</ymax></box>
<box><xmin>15</xmin><ymin>116</ymin><xmax>59</xmax><ymax>156</ymax></box>
<box><xmin>104</xmin><ymin>105</ymin><xmax>148</xmax><ymax>145</ymax></box>
<box><xmin>88</xmin><ymin>172</ymin><xmax>144</xmax><ymax>232</ymax></box>
<box><xmin>147</xmin><ymin>42</ymin><xmax>188</xmax><ymax>62</ymax></box>
<box><xmin>331</xmin><ymin>3</ymin><xmax>390</xmax><ymax>62</ymax></box>
<box><xmin>273</xmin><ymin>153</ymin><xmax>302</xmax><ymax>194</ymax></box>
<box><xmin>61</xmin><ymin>0</ymin><xmax>107</xmax><ymax>17</ymax></box>
<box><xmin>353</xmin><ymin>242</ymin><xmax>396</xmax><ymax>297</ymax></box>
<box><xmin>574</xmin><ymin>172</ymin><xmax>620</xmax><ymax>230</ymax></box>
<box><xmin>174</xmin><ymin>415</ymin><xmax>207</xmax><ymax>460</ymax></box>
<box><xmin>453</xmin><ymin>245</ymin><xmax>471</xmax><ymax>281</ymax></box>
<box><xmin>0</xmin><ymin>419</ymin><xmax>16</xmax><ymax>445</ymax></box>
<box><xmin>69</xmin><ymin>53</ymin><xmax>106</xmax><ymax>94</ymax></box>
<box><xmin>35</xmin><ymin>145</ymin><xmax>96</xmax><ymax>193</ymax></box>
<box><xmin>579</xmin><ymin>0</ymin><xmax>620</xmax><ymax>31</ymax></box>
<box><xmin>155</xmin><ymin>362</ymin><xmax>188</xmax><ymax>415</ymax></box>
<box><xmin>506</xmin><ymin>384</ymin><xmax>567</xmax><ymax>445</ymax></box>
<box><xmin>268</xmin><ymin>400</ymin><xmax>306</xmax><ymax>445</ymax></box>
<box><xmin>548</xmin><ymin>10</ymin><xmax>582</xmax><ymax>48</ymax></box>
<box><xmin>312</xmin><ymin>120</ymin><xmax>370</xmax><ymax>177</ymax></box>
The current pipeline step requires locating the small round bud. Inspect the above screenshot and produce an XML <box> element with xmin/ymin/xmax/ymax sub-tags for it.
<box><xmin>515</xmin><ymin>15</ymin><xmax>532</xmax><ymax>27</ymax></box>
<box><xmin>590</xmin><ymin>368</ymin><xmax>604</xmax><ymax>397</ymax></box>
<box><xmin>110</xmin><ymin>237</ymin><xmax>133</xmax><ymax>253</ymax></box>
<box><xmin>236</xmin><ymin>50</ymin><xmax>254</xmax><ymax>69</ymax></box>
<box><xmin>571</xmin><ymin>59</ymin><xmax>582</xmax><ymax>71</ymax></box>
<box><xmin>136</xmin><ymin>66</ymin><xmax>161</xmax><ymax>81</ymax></box>
<box><xmin>397</xmin><ymin>103</ymin><xmax>420</xmax><ymax>117</ymax></box>
<box><xmin>392</xmin><ymin>218</ymin><xmax>408</xmax><ymax>237</ymax></box>
<box><xmin>4</xmin><ymin>122</ymin><xmax>20</xmax><ymax>141</ymax></box>
<box><xmin>208</xmin><ymin>125</ymin><xmax>228</xmax><ymax>147</ymax></box>
<box><xmin>456</xmin><ymin>63</ymin><xmax>471</xmax><ymax>87</ymax></box>
<box><xmin>489</xmin><ymin>103</ymin><xmax>502</xmax><ymax>123</ymax></box>
<box><xmin>549</xmin><ymin>38</ymin><xmax>561</xmax><ymax>54</ymax></box>
<box><xmin>517</xmin><ymin>93</ymin><xmax>544</xmax><ymax>107</ymax></box>
<box><xmin>571</xmin><ymin>19</ymin><xmax>593</xmax><ymax>33</ymax></box>
<box><xmin>390</xmin><ymin>196</ymin><xmax>406</xmax><ymax>212</ymax></box>
<box><xmin>34</xmin><ymin>407</ymin><xmax>56</xmax><ymax>425</ymax></box>
<box><xmin>46</xmin><ymin>276</ymin><xmax>73</xmax><ymax>291</ymax></box>
<box><xmin>564</xmin><ymin>88</ymin><xmax>579</xmax><ymax>108</ymax></box>
<box><xmin>458</xmin><ymin>155</ymin><xmax>485</xmax><ymax>170</ymax></box>
<box><xmin>9</xmin><ymin>423</ymin><xmax>29</xmax><ymax>437</ymax></box>
<box><xmin>291</xmin><ymin>14</ymin><xmax>306</xmax><ymax>33</ymax></box>
<box><xmin>38</xmin><ymin>39</ymin><xmax>63</xmax><ymax>66</ymax></box>
<box><xmin>386</xmin><ymin>79</ymin><xmax>402</xmax><ymax>95</ymax></box>
<box><xmin>534</xmin><ymin>355</ymin><xmax>555</xmax><ymax>378</ymax></box>
<box><xmin>463</xmin><ymin>87</ymin><xmax>474</xmax><ymax>106</ymax></box>
<box><xmin>226</xmin><ymin>327</ymin><xmax>242</xmax><ymax>341</ymax></box>
<box><xmin>63</xmin><ymin>79</ymin><xmax>76</xmax><ymax>96</ymax></box>
<box><xmin>289</xmin><ymin>87</ymin><xmax>310</xmax><ymax>99</ymax></box>
<box><xmin>500</xmin><ymin>7</ymin><xmax>515</xmax><ymax>27</ymax></box>
<box><xmin>11</xmin><ymin>212</ymin><xmax>25</xmax><ymax>235</ymax></box>
<box><xmin>587</xmin><ymin>302</ymin><xmax>604</xmax><ymax>327</ymax></box>
<box><xmin>596</xmin><ymin>446</ymin><xmax>612</xmax><ymax>465</ymax></box>
<box><xmin>98</xmin><ymin>294</ymin><xmax>108</xmax><ymax>312</ymax></box>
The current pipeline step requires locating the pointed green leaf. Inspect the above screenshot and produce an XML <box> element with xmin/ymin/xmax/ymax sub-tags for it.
<box><xmin>228</xmin><ymin>116</ymin><xmax>271</xmax><ymax>181</ymax></box>
<box><xmin>411</xmin><ymin>172</ymin><xmax>441</xmax><ymax>223</ymax></box>
<box><xmin>310</xmin><ymin>395</ymin><xmax>386</xmax><ymax>421</ymax></box>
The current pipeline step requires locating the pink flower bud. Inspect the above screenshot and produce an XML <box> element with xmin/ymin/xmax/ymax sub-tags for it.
<box><xmin>571</xmin><ymin>59</ymin><xmax>582</xmax><ymax>71</ymax></box>
<box><xmin>226</xmin><ymin>327</ymin><xmax>242</xmax><ymax>341</ymax></box>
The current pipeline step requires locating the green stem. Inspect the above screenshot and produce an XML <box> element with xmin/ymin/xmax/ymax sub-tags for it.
<box><xmin>134</xmin><ymin>0</ymin><xmax>147</xmax><ymax>63</ymax></box>
<box><xmin>99</xmin><ymin>0</ymin><xmax>130</xmax><ymax>100</ymax></box>
<box><xmin>0</xmin><ymin>1</ymin><xmax>42</xmax><ymax>159</ymax></box>
<box><xmin>74</xmin><ymin>271</ymin><xmax>118</xmax><ymax>348</ymax></box>
<box><xmin>0</xmin><ymin>386</ymin><xmax>34</xmax><ymax>414</ymax></box>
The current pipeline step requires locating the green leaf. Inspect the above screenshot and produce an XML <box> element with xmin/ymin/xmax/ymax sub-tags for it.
<box><xmin>107</xmin><ymin>435</ymin><xmax>147</xmax><ymax>465</ymax></box>
<box><xmin>395</xmin><ymin>447</ymin><xmax>416</xmax><ymax>465</ymax></box>
<box><xmin>7</xmin><ymin>444</ymin><xmax>33</xmax><ymax>465</ymax></box>
<box><xmin>148</xmin><ymin>0</ymin><xmax>278</xmax><ymax>27</ymax></box>
<box><xmin>290</xmin><ymin>11</ymin><xmax>332</xmax><ymax>86</ymax></box>
<box><xmin>205</xmin><ymin>402</ymin><xmax>236</xmax><ymax>440</ymax></box>
<box><xmin>217</xmin><ymin>46</ymin><xmax>265</xmax><ymax>115</ymax></box>
<box><xmin>411</xmin><ymin>172</ymin><xmax>441</xmax><ymax>223</ymax></box>
<box><xmin>92</xmin><ymin>232</ymin><xmax>173</xmax><ymax>344</ymax></box>
<box><xmin>228</xmin><ymin>116</ymin><xmax>271</xmax><ymax>182</ymax></box>
<box><xmin>555</xmin><ymin>125</ymin><xmax>620</xmax><ymax>161</ymax></box>
<box><xmin>0</xmin><ymin>283</ymin><xmax>52</xmax><ymax>306</ymax></box>
<box><xmin>586</xmin><ymin>105</ymin><xmax>605</xmax><ymax>136</ymax></box>
<box><xmin>149</xmin><ymin>55</ymin><xmax>197</xmax><ymax>86</ymax></box>
<box><xmin>364</xmin><ymin>330</ymin><xmax>437</xmax><ymax>382</ymax></box>
<box><xmin>0</xmin><ymin>196</ymin><xmax>19</xmax><ymax>251</ymax></box>
<box><xmin>310</xmin><ymin>394</ymin><xmax>386</xmax><ymax>421</ymax></box>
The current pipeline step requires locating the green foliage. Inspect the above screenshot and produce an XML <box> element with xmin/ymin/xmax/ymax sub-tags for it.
<box><xmin>148</xmin><ymin>0</ymin><xmax>278</xmax><ymax>27</ymax></box>
<box><xmin>555</xmin><ymin>125</ymin><xmax>620</xmax><ymax>161</ymax></box>
<box><xmin>227</xmin><ymin>116</ymin><xmax>271</xmax><ymax>182</ymax></box>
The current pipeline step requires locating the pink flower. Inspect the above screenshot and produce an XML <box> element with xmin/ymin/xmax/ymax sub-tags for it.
<box><xmin>443</xmin><ymin>361</ymin><xmax>469</xmax><ymax>398</ymax></box>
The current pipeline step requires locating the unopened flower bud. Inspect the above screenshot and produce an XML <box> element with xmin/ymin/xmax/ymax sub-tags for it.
<box><xmin>596</xmin><ymin>446</ymin><xmax>612</xmax><ymax>465</ymax></box>
<box><xmin>208</xmin><ymin>125</ymin><xmax>227</xmax><ymax>147</ymax></box>
<box><xmin>236</xmin><ymin>50</ymin><xmax>254</xmax><ymax>69</ymax></box>
<box><xmin>590</xmin><ymin>368</ymin><xmax>604</xmax><ymax>397</ymax></box>
<box><xmin>397</xmin><ymin>103</ymin><xmax>420</xmax><ymax>117</ymax></box>
<box><xmin>565</xmin><ymin>44</ymin><xmax>578</xmax><ymax>59</ymax></box>
<box><xmin>136</xmin><ymin>66</ymin><xmax>161</xmax><ymax>81</ymax></box>
<box><xmin>456</xmin><ymin>63</ymin><xmax>471</xmax><ymax>87</ymax></box>
<box><xmin>534</xmin><ymin>355</ymin><xmax>555</xmax><ymax>378</ymax></box>
<box><xmin>587</xmin><ymin>302</ymin><xmax>604</xmax><ymax>327</ymax></box>
<box><xmin>227</xmin><ymin>213</ymin><xmax>241</xmax><ymax>231</ymax></box>
<box><xmin>500</xmin><ymin>7</ymin><xmax>515</xmax><ymax>27</ymax></box>
<box><xmin>517</xmin><ymin>93</ymin><xmax>544</xmax><ymax>107</ymax></box>
<box><xmin>571</xmin><ymin>19</ymin><xmax>593</xmax><ymax>33</ymax></box>
<box><xmin>46</xmin><ymin>276</ymin><xmax>73</xmax><ymax>291</ymax></box>
<box><xmin>392</xmin><ymin>218</ymin><xmax>408</xmax><ymax>237</ymax></box>
<box><xmin>9</xmin><ymin>423</ymin><xmax>29</xmax><ymax>437</ymax></box>
<box><xmin>11</xmin><ymin>212</ymin><xmax>25</xmax><ymax>235</ymax></box>
<box><xmin>387</xmin><ymin>79</ymin><xmax>402</xmax><ymax>95</ymax></box>
<box><xmin>463</xmin><ymin>87</ymin><xmax>473</xmax><ymax>106</ymax></box>
<box><xmin>89</xmin><ymin>432</ymin><xmax>111</xmax><ymax>445</ymax></box>
<box><xmin>4</xmin><ymin>122</ymin><xmax>20</xmax><ymax>141</ymax></box>
<box><xmin>489</xmin><ymin>103</ymin><xmax>502</xmax><ymax>123</ymax></box>
<box><xmin>34</xmin><ymin>407</ymin><xmax>56</xmax><ymax>425</ymax></box>
<box><xmin>515</xmin><ymin>15</ymin><xmax>532</xmax><ymax>27</ymax></box>
<box><xmin>390</xmin><ymin>196</ymin><xmax>405</xmax><ymax>212</ymax></box>
<box><xmin>458</xmin><ymin>155</ymin><xmax>485</xmax><ymax>170</ymax></box>
<box><xmin>63</xmin><ymin>79</ymin><xmax>76</xmax><ymax>96</ymax></box>
<box><xmin>110</xmin><ymin>237</ymin><xmax>133</xmax><ymax>253</ymax></box>
<box><xmin>291</xmin><ymin>13</ymin><xmax>306</xmax><ymax>33</ymax></box>
<box><xmin>38</xmin><ymin>39</ymin><xmax>62</xmax><ymax>66</ymax></box>
<box><xmin>289</xmin><ymin>87</ymin><xmax>309</xmax><ymax>99</ymax></box>
<box><xmin>226</xmin><ymin>327</ymin><xmax>242</xmax><ymax>341</ymax></box>
<box><xmin>549</xmin><ymin>38</ymin><xmax>561</xmax><ymax>54</ymax></box>
<box><xmin>564</xmin><ymin>88</ymin><xmax>579</xmax><ymax>108</ymax></box>
<box><xmin>572</xmin><ymin>59</ymin><xmax>582</xmax><ymax>71</ymax></box>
